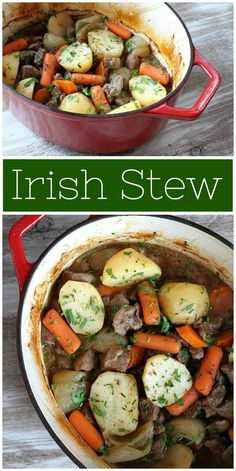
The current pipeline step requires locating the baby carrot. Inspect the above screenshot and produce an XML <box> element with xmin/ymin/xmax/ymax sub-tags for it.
<box><xmin>128</xmin><ymin>345</ymin><xmax>144</xmax><ymax>368</ymax></box>
<box><xmin>90</xmin><ymin>86</ymin><xmax>111</xmax><ymax>114</ymax></box>
<box><xmin>33</xmin><ymin>88</ymin><xmax>51</xmax><ymax>104</ymax></box>
<box><xmin>194</xmin><ymin>345</ymin><xmax>223</xmax><ymax>396</ymax></box>
<box><xmin>40</xmin><ymin>53</ymin><xmax>56</xmax><ymax>88</ymax></box>
<box><xmin>137</xmin><ymin>281</ymin><xmax>161</xmax><ymax>325</ymax></box>
<box><xmin>96</xmin><ymin>60</ymin><xmax>109</xmax><ymax>78</ymax></box>
<box><xmin>216</xmin><ymin>329</ymin><xmax>233</xmax><ymax>348</ymax></box>
<box><xmin>97</xmin><ymin>284</ymin><xmax>130</xmax><ymax>296</ymax></box>
<box><xmin>133</xmin><ymin>332</ymin><xmax>181</xmax><ymax>354</ymax></box>
<box><xmin>3</xmin><ymin>38</ymin><xmax>28</xmax><ymax>55</ymax></box>
<box><xmin>209</xmin><ymin>285</ymin><xmax>233</xmax><ymax>316</ymax></box>
<box><xmin>53</xmin><ymin>79</ymin><xmax>77</xmax><ymax>94</ymax></box>
<box><xmin>176</xmin><ymin>325</ymin><xmax>207</xmax><ymax>348</ymax></box>
<box><xmin>166</xmin><ymin>387</ymin><xmax>201</xmax><ymax>416</ymax></box>
<box><xmin>140</xmin><ymin>62</ymin><xmax>170</xmax><ymax>85</ymax></box>
<box><xmin>107</xmin><ymin>20</ymin><xmax>132</xmax><ymax>40</ymax></box>
<box><xmin>71</xmin><ymin>74</ymin><xmax>106</xmax><ymax>86</ymax></box>
<box><xmin>42</xmin><ymin>309</ymin><xmax>81</xmax><ymax>355</ymax></box>
<box><xmin>55</xmin><ymin>44</ymin><xmax>68</xmax><ymax>62</ymax></box>
<box><xmin>69</xmin><ymin>410</ymin><xmax>104</xmax><ymax>452</ymax></box>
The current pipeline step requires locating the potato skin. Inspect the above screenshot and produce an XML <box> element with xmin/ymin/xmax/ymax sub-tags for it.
<box><xmin>129</xmin><ymin>75</ymin><xmax>166</xmax><ymax>106</ymax></box>
<box><xmin>59</xmin><ymin>93</ymin><xmax>97</xmax><ymax>115</ymax></box>
<box><xmin>88</xmin><ymin>30</ymin><xmax>124</xmax><ymax>59</ymax></box>
<box><xmin>3</xmin><ymin>52</ymin><xmax>20</xmax><ymax>85</ymax></box>
<box><xmin>158</xmin><ymin>282</ymin><xmax>210</xmax><ymax>325</ymax></box>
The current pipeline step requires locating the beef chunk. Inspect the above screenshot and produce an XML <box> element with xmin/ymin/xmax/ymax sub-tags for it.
<box><xmin>177</xmin><ymin>347</ymin><xmax>190</xmax><ymax>365</ymax></box>
<box><xmin>126</xmin><ymin>53</ymin><xmax>141</xmax><ymax>70</ymax></box>
<box><xmin>115</xmin><ymin>92</ymin><xmax>131</xmax><ymax>107</ymax></box>
<box><xmin>216</xmin><ymin>399</ymin><xmax>233</xmax><ymax>419</ymax></box>
<box><xmin>54</xmin><ymin>73</ymin><xmax>64</xmax><ymax>80</ymax></box>
<box><xmin>56</xmin><ymin>354</ymin><xmax>72</xmax><ymax>370</ymax></box>
<box><xmin>110</xmin><ymin>293</ymin><xmax>130</xmax><ymax>309</ymax></box>
<box><xmin>21</xmin><ymin>65</ymin><xmax>41</xmax><ymax>80</ymax></box>
<box><xmin>28</xmin><ymin>36</ymin><xmax>43</xmax><ymax>50</ymax></box>
<box><xmin>154</xmin><ymin>411</ymin><xmax>166</xmax><ymax>435</ymax></box>
<box><xmin>222</xmin><ymin>444</ymin><xmax>233</xmax><ymax>466</ymax></box>
<box><xmin>34</xmin><ymin>47</ymin><xmax>46</xmax><ymax>67</ymax></box>
<box><xmin>152</xmin><ymin>435</ymin><xmax>167</xmax><ymax>459</ymax></box>
<box><xmin>103</xmin><ymin>75</ymin><xmax>123</xmax><ymax>102</ymax></box>
<box><xmin>202</xmin><ymin>384</ymin><xmax>226</xmax><ymax>417</ymax></box>
<box><xmin>66</xmin><ymin>25</ymin><xmax>76</xmax><ymax>43</ymax></box>
<box><xmin>20</xmin><ymin>50</ymin><xmax>35</xmax><ymax>64</ymax></box>
<box><xmin>74</xmin><ymin>349</ymin><xmax>95</xmax><ymax>371</ymax></box>
<box><xmin>204</xmin><ymin>437</ymin><xmax>226</xmax><ymax>455</ymax></box>
<box><xmin>206</xmin><ymin>418</ymin><xmax>230</xmax><ymax>436</ymax></box>
<box><xmin>64</xmin><ymin>71</ymin><xmax>72</xmax><ymax>80</ymax></box>
<box><xmin>100</xmin><ymin>347</ymin><xmax>130</xmax><ymax>372</ymax></box>
<box><xmin>104</xmin><ymin>57</ymin><xmax>122</xmax><ymax>69</ymax></box>
<box><xmin>183</xmin><ymin>400</ymin><xmax>202</xmax><ymax>419</ymax></box>
<box><xmin>220</xmin><ymin>363</ymin><xmax>233</xmax><ymax>384</ymax></box>
<box><xmin>189</xmin><ymin>346</ymin><xmax>204</xmax><ymax>360</ymax></box>
<box><xmin>61</xmin><ymin>270</ymin><xmax>96</xmax><ymax>284</ymax></box>
<box><xmin>113</xmin><ymin>303</ymin><xmax>142</xmax><ymax>336</ymax></box>
<box><xmin>194</xmin><ymin>318</ymin><xmax>223</xmax><ymax>341</ymax></box>
<box><xmin>139</xmin><ymin>398</ymin><xmax>159</xmax><ymax>423</ymax></box>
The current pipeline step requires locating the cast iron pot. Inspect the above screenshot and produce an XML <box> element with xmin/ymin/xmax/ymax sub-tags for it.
<box><xmin>9</xmin><ymin>215</ymin><xmax>232</xmax><ymax>468</ymax></box>
<box><xmin>3</xmin><ymin>2</ymin><xmax>221</xmax><ymax>153</ymax></box>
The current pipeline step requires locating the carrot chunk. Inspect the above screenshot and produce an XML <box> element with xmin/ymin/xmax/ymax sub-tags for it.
<box><xmin>71</xmin><ymin>74</ymin><xmax>106</xmax><ymax>86</ymax></box>
<box><xmin>40</xmin><ymin>53</ymin><xmax>57</xmax><ymax>88</ymax></box>
<box><xmin>90</xmin><ymin>85</ymin><xmax>111</xmax><ymax>114</ymax></box>
<box><xmin>194</xmin><ymin>345</ymin><xmax>223</xmax><ymax>396</ymax></box>
<box><xmin>53</xmin><ymin>79</ymin><xmax>78</xmax><ymax>94</ymax></box>
<box><xmin>107</xmin><ymin>20</ymin><xmax>132</xmax><ymax>40</ymax></box>
<box><xmin>176</xmin><ymin>325</ymin><xmax>207</xmax><ymax>348</ymax></box>
<box><xmin>69</xmin><ymin>410</ymin><xmax>104</xmax><ymax>452</ymax></box>
<box><xmin>166</xmin><ymin>387</ymin><xmax>201</xmax><ymax>416</ymax></box>
<box><xmin>3</xmin><ymin>38</ymin><xmax>28</xmax><ymax>55</ymax></box>
<box><xmin>139</xmin><ymin>62</ymin><xmax>170</xmax><ymax>85</ymax></box>
<box><xmin>133</xmin><ymin>332</ymin><xmax>181</xmax><ymax>355</ymax></box>
<box><xmin>42</xmin><ymin>309</ymin><xmax>81</xmax><ymax>355</ymax></box>
<box><xmin>137</xmin><ymin>281</ymin><xmax>161</xmax><ymax>325</ymax></box>
<box><xmin>128</xmin><ymin>345</ymin><xmax>144</xmax><ymax>368</ymax></box>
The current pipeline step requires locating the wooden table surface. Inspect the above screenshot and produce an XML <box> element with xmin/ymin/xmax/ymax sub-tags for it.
<box><xmin>3</xmin><ymin>214</ymin><xmax>233</xmax><ymax>468</ymax></box>
<box><xmin>3</xmin><ymin>2</ymin><xmax>233</xmax><ymax>157</ymax></box>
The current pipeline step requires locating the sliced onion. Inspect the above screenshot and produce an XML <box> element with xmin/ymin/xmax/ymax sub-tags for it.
<box><xmin>81</xmin><ymin>327</ymin><xmax>128</xmax><ymax>353</ymax></box>
<box><xmin>167</xmin><ymin>418</ymin><xmax>205</xmax><ymax>445</ymax></box>
<box><xmin>154</xmin><ymin>444</ymin><xmax>193</xmax><ymax>468</ymax></box>
<box><xmin>108</xmin><ymin>421</ymin><xmax>153</xmax><ymax>448</ymax></box>
<box><xmin>51</xmin><ymin>369</ymin><xmax>89</xmax><ymax>414</ymax></box>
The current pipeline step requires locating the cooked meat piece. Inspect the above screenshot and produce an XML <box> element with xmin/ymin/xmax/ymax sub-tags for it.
<box><xmin>202</xmin><ymin>384</ymin><xmax>226</xmax><ymax>418</ymax></box>
<box><xmin>216</xmin><ymin>399</ymin><xmax>233</xmax><ymax>419</ymax></box>
<box><xmin>54</xmin><ymin>73</ymin><xmax>64</xmax><ymax>80</ymax></box>
<box><xmin>154</xmin><ymin>411</ymin><xmax>166</xmax><ymax>435</ymax></box>
<box><xmin>103</xmin><ymin>75</ymin><xmax>123</xmax><ymax>102</ymax></box>
<box><xmin>189</xmin><ymin>346</ymin><xmax>204</xmax><ymax>360</ymax></box>
<box><xmin>115</xmin><ymin>94</ymin><xmax>131</xmax><ymax>107</ymax></box>
<box><xmin>28</xmin><ymin>38</ymin><xmax>43</xmax><ymax>51</ymax></box>
<box><xmin>21</xmin><ymin>65</ymin><xmax>41</xmax><ymax>80</ymax></box>
<box><xmin>64</xmin><ymin>71</ymin><xmax>72</xmax><ymax>80</ymax></box>
<box><xmin>113</xmin><ymin>303</ymin><xmax>143</xmax><ymax>336</ymax></box>
<box><xmin>206</xmin><ymin>418</ymin><xmax>230</xmax><ymax>436</ymax></box>
<box><xmin>61</xmin><ymin>270</ymin><xmax>96</xmax><ymax>285</ymax></box>
<box><xmin>126</xmin><ymin>53</ymin><xmax>141</xmax><ymax>70</ymax></box>
<box><xmin>176</xmin><ymin>347</ymin><xmax>190</xmax><ymax>365</ymax></box>
<box><xmin>183</xmin><ymin>400</ymin><xmax>202</xmax><ymax>419</ymax></box>
<box><xmin>42</xmin><ymin>325</ymin><xmax>57</xmax><ymax>347</ymax></box>
<box><xmin>20</xmin><ymin>50</ymin><xmax>35</xmax><ymax>63</ymax></box>
<box><xmin>204</xmin><ymin>437</ymin><xmax>226</xmax><ymax>455</ymax></box>
<box><xmin>139</xmin><ymin>398</ymin><xmax>160</xmax><ymax>423</ymax></box>
<box><xmin>100</xmin><ymin>347</ymin><xmax>130</xmax><ymax>372</ymax></box>
<box><xmin>56</xmin><ymin>354</ymin><xmax>72</xmax><ymax>370</ymax></box>
<box><xmin>222</xmin><ymin>444</ymin><xmax>233</xmax><ymax>466</ymax></box>
<box><xmin>152</xmin><ymin>435</ymin><xmax>167</xmax><ymax>459</ymax></box>
<box><xmin>104</xmin><ymin>57</ymin><xmax>122</xmax><ymax>69</ymax></box>
<box><xmin>66</xmin><ymin>25</ymin><xmax>76</xmax><ymax>43</ymax></box>
<box><xmin>195</xmin><ymin>318</ymin><xmax>223</xmax><ymax>340</ymax></box>
<box><xmin>110</xmin><ymin>293</ymin><xmax>130</xmax><ymax>308</ymax></box>
<box><xmin>74</xmin><ymin>349</ymin><xmax>96</xmax><ymax>371</ymax></box>
<box><xmin>34</xmin><ymin>47</ymin><xmax>46</xmax><ymax>67</ymax></box>
<box><xmin>220</xmin><ymin>363</ymin><xmax>233</xmax><ymax>384</ymax></box>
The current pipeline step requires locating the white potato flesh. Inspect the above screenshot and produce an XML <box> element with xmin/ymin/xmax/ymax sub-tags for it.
<box><xmin>59</xmin><ymin>281</ymin><xmax>104</xmax><ymax>335</ymax></box>
<box><xmin>89</xmin><ymin>371</ymin><xmax>139</xmax><ymax>436</ymax></box>
<box><xmin>3</xmin><ymin>52</ymin><xmax>20</xmax><ymax>85</ymax></box>
<box><xmin>48</xmin><ymin>12</ymin><xmax>74</xmax><ymax>37</ymax></box>
<box><xmin>101</xmin><ymin>248</ymin><xmax>162</xmax><ymax>287</ymax></box>
<box><xmin>59</xmin><ymin>93</ymin><xmax>96</xmax><ymax>114</ymax></box>
<box><xmin>154</xmin><ymin>444</ymin><xmax>193</xmax><ymax>468</ymax></box>
<box><xmin>126</xmin><ymin>35</ymin><xmax>150</xmax><ymax>57</ymax></box>
<box><xmin>43</xmin><ymin>33</ymin><xmax>67</xmax><ymax>53</ymax></box>
<box><xmin>88</xmin><ymin>30</ymin><xmax>124</xmax><ymax>59</ymax></box>
<box><xmin>16</xmin><ymin>78</ymin><xmax>36</xmax><ymax>99</ymax></box>
<box><xmin>159</xmin><ymin>282</ymin><xmax>210</xmax><ymax>325</ymax></box>
<box><xmin>58</xmin><ymin>41</ymin><xmax>93</xmax><ymax>73</ymax></box>
<box><xmin>108</xmin><ymin>100</ymin><xmax>141</xmax><ymax>114</ymax></box>
<box><xmin>129</xmin><ymin>75</ymin><xmax>167</xmax><ymax>107</ymax></box>
<box><xmin>76</xmin><ymin>15</ymin><xmax>106</xmax><ymax>41</ymax></box>
<box><xmin>142</xmin><ymin>355</ymin><xmax>192</xmax><ymax>407</ymax></box>
<box><xmin>52</xmin><ymin>369</ymin><xmax>88</xmax><ymax>414</ymax></box>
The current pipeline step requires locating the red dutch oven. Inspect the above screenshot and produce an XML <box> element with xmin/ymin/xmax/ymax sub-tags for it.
<box><xmin>3</xmin><ymin>2</ymin><xmax>221</xmax><ymax>153</ymax></box>
<box><xmin>9</xmin><ymin>215</ymin><xmax>232</xmax><ymax>468</ymax></box>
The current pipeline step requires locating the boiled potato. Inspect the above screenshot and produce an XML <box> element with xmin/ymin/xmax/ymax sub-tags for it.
<box><xmin>101</xmin><ymin>248</ymin><xmax>161</xmax><ymax>287</ymax></box>
<box><xmin>3</xmin><ymin>52</ymin><xmax>20</xmax><ymax>86</ymax></box>
<box><xmin>154</xmin><ymin>444</ymin><xmax>193</xmax><ymax>468</ymax></box>
<box><xmin>48</xmin><ymin>12</ymin><xmax>74</xmax><ymax>37</ymax></box>
<box><xmin>88</xmin><ymin>30</ymin><xmax>124</xmax><ymax>59</ymax></box>
<box><xmin>89</xmin><ymin>372</ymin><xmax>139</xmax><ymax>436</ymax></box>
<box><xmin>159</xmin><ymin>282</ymin><xmax>209</xmax><ymax>325</ymax></box>
<box><xmin>16</xmin><ymin>77</ymin><xmax>36</xmax><ymax>99</ymax></box>
<box><xmin>126</xmin><ymin>35</ymin><xmax>150</xmax><ymax>57</ymax></box>
<box><xmin>43</xmin><ymin>33</ymin><xmax>67</xmax><ymax>53</ymax></box>
<box><xmin>58</xmin><ymin>41</ymin><xmax>93</xmax><ymax>73</ymax></box>
<box><xmin>108</xmin><ymin>100</ymin><xmax>141</xmax><ymax>114</ymax></box>
<box><xmin>129</xmin><ymin>75</ymin><xmax>167</xmax><ymax>106</ymax></box>
<box><xmin>59</xmin><ymin>281</ymin><xmax>104</xmax><ymax>335</ymax></box>
<box><xmin>52</xmin><ymin>370</ymin><xmax>89</xmax><ymax>414</ymax></box>
<box><xmin>76</xmin><ymin>15</ymin><xmax>106</xmax><ymax>41</ymax></box>
<box><xmin>59</xmin><ymin>93</ymin><xmax>96</xmax><ymax>115</ymax></box>
<box><xmin>142</xmin><ymin>355</ymin><xmax>192</xmax><ymax>407</ymax></box>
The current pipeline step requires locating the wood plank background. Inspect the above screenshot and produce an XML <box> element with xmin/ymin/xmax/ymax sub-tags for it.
<box><xmin>3</xmin><ymin>214</ymin><xmax>233</xmax><ymax>468</ymax></box>
<box><xmin>3</xmin><ymin>2</ymin><xmax>233</xmax><ymax>157</ymax></box>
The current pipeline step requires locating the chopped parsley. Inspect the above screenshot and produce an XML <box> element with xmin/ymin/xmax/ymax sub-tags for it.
<box><xmin>174</xmin><ymin>394</ymin><xmax>184</xmax><ymax>405</ymax></box>
<box><xmin>173</xmin><ymin>369</ymin><xmax>181</xmax><ymax>382</ymax></box>
<box><xmin>70</xmin><ymin>386</ymin><xmax>86</xmax><ymax>409</ymax></box>
<box><xmin>158</xmin><ymin>395</ymin><xmax>167</xmax><ymax>405</ymax></box>
<box><xmin>106</xmin><ymin>267</ymin><xmax>117</xmax><ymax>279</ymax></box>
<box><xmin>205</xmin><ymin>335</ymin><xmax>217</xmax><ymax>345</ymax></box>
<box><xmin>24</xmin><ymin>77</ymin><xmax>39</xmax><ymax>87</ymax></box>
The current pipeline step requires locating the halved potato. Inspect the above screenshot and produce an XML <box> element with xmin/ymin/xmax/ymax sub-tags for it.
<box><xmin>101</xmin><ymin>248</ymin><xmax>161</xmax><ymax>287</ymax></box>
<box><xmin>59</xmin><ymin>281</ymin><xmax>104</xmax><ymax>335</ymax></box>
<box><xmin>76</xmin><ymin>15</ymin><xmax>106</xmax><ymax>41</ymax></box>
<box><xmin>129</xmin><ymin>75</ymin><xmax>166</xmax><ymax>106</ymax></box>
<box><xmin>16</xmin><ymin>77</ymin><xmax>37</xmax><ymax>99</ymax></box>
<box><xmin>142</xmin><ymin>355</ymin><xmax>192</xmax><ymax>407</ymax></box>
<box><xmin>43</xmin><ymin>33</ymin><xmax>67</xmax><ymax>53</ymax></box>
<box><xmin>158</xmin><ymin>282</ymin><xmax>209</xmax><ymax>325</ymax></box>
<box><xmin>154</xmin><ymin>444</ymin><xmax>194</xmax><ymax>468</ymax></box>
<box><xmin>108</xmin><ymin>100</ymin><xmax>141</xmax><ymax>114</ymax></box>
<box><xmin>59</xmin><ymin>93</ymin><xmax>96</xmax><ymax>114</ymax></box>
<box><xmin>88</xmin><ymin>29</ymin><xmax>124</xmax><ymax>59</ymax></box>
<box><xmin>48</xmin><ymin>12</ymin><xmax>74</xmax><ymax>37</ymax></box>
<box><xmin>3</xmin><ymin>52</ymin><xmax>20</xmax><ymax>85</ymax></box>
<box><xmin>89</xmin><ymin>371</ymin><xmax>139</xmax><ymax>436</ymax></box>
<box><xmin>58</xmin><ymin>41</ymin><xmax>93</xmax><ymax>73</ymax></box>
<box><xmin>52</xmin><ymin>369</ymin><xmax>89</xmax><ymax>414</ymax></box>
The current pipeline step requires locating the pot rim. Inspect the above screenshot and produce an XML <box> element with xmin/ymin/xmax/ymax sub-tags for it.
<box><xmin>16</xmin><ymin>214</ymin><xmax>233</xmax><ymax>468</ymax></box>
<box><xmin>4</xmin><ymin>2</ymin><xmax>194</xmax><ymax>119</ymax></box>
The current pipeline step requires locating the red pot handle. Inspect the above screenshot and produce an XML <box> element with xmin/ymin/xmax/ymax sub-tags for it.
<box><xmin>145</xmin><ymin>48</ymin><xmax>221</xmax><ymax>120</ymax></box>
